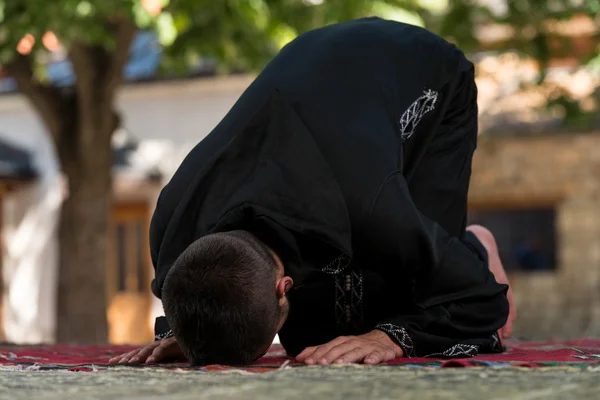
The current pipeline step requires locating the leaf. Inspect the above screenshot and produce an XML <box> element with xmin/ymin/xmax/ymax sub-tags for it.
<box><xmin>372</xmin><ymin>2</ymin><xmax>425</xmax><ymax>27</ymax></box>
<box><xmin>0</xmin><ymin>0</ymin><xmax>597</xmax><ymax>125</ymax></box>
<box><xmin>156</xmin><ymin>12</ymin><xmax>177</xmax><ymax>46</ymax></box>
<box><xmin>76</xmin><ymin>1</ymin><xmax>94</xmax><ymax>17</ymax></box>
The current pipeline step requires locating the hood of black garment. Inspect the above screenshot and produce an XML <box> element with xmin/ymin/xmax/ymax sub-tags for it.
<box><xmin>150</xmin><ymin>90</ymin><xmax>353</xmax><ymax>298</ymax></box>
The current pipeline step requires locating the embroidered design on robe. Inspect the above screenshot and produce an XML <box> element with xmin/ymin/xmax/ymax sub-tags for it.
<box><xmin>154</xmin><ymin>330</ymin><xmax>174</xmax><ymax>341</ymax></box>
<box><xmin>425</xmin><ymin>343</ymin><xmax>479</xmax><ymax>358</ymax></box>
<box><xmin>322</xmin><ymin>255</ymin><xmax>351</xmax><ymax>275</ymax></box>
<box><xmin>399</xmin><ymin>89</ymin><xmax>438</xmax><ymax>140</ymax></box>
<box><xmin>375</xmin><ymin>323</ymin><xmax>416</xmax><ymax>358</ymax></box>
<box><xmin>334</xmin><ymin>270</ymin><xmax>364</xmax><ymax>333</ymax></box>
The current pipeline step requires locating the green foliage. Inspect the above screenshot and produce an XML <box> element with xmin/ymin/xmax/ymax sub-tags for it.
<box><xmin>0</xmin><ymin>0</ymin><xmax>433</xmax><ymax>73</ymax></box>
<box><xmin>0</xmin><ymin>1</ymin><xmax>139</xmax><ymax>62</ymax></box>
<box><xmin>0</xmin><ymin>0</ymin><xmax>598</xmax><ymax>124</ymax></box>
<box><xmin>443</xmin><ymin>0</ymin><xmax>599</xmax><ymax>129</ymax></box>
<box><xmin>159</xmin><ymin>0</ymin><xmax>432</xmax><ymax>72</ymax></box>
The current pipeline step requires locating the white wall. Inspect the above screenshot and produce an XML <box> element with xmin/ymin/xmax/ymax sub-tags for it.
<box><xmin>0</xmin><ymin>74</ymin><xmax>253</xmax><ymax>342</ymax></box>
<box><xmin>0</xmin><ymin>100</ymin><xmax>63</xmax><ymax>343</ymax></box>
<box><xmin>116</xmin><ymin>75</ymin><xmax>254</xmax><ymax>178</ymax></box>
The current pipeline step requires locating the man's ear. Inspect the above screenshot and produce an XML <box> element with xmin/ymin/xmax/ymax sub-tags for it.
<box><xmin>276</xmin><ymin>276</ymin><xmax>294</xmax><ymax>300</ymax></box>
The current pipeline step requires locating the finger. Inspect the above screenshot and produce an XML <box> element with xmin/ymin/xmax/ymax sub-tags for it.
<box><xmin>130</xmin><ymin>345</ymin><xmax>159</xmax><ymax>364</ymax></box>
<box><xmin>109</xmin><ymin>355</ymin><xmax>124</xmax><ymax>364</ymax></box>
<box><xmin>117</xmin><ymin>350</ymin><xmax>141</xmax><ymax>364</ymax></box>
<box><xmin>114</xmin><ymin>350</ymin><xmax>140</xmax><ymax>364</ymax></box>
<box><xmin>332</xmin><ymin>346</ymin><xmax>374</xmax><ymax>364</ymax></box>
<box><xmin>109</xmin><ymin>351</ymin><xmax>131</xmax><ymax>364</ymax></box>
<box><xmin>120</xmin><ymin>343</ymin><xmax>162</xmax><ymax>364</ymax></box>
<box><xmin>300</xmin><ymin>337</ymin><xmax>351</xmax><ymax>364</ymax></box>
<box><xmin>364</xmin><ymin>351</ymin><xmax>383</xmax><ymax>365</ymax></box>
<box><xmin>115</xmin><ymin>349</ymin><xmax>142</xmax><ymax>363</ymax></box>
<box><xmin>364</xmin><ymin>348</ymin><xmax>396</xmax><ymax>364</ymax></box>
<box><xmin>316</xmin><ymin>341</ymin><xmax>362</xmax><ymax>365</ymax></box>
<box><xmin>146</xmin><ymin>344</ymin><xmax>169</xmax><ymax>364</ymax></box>
<box><xmin>295</xmin><ymin>346</ymin><xmax>318</xmax><ymax>362</ymax></box>
<box><xmin>364</xmin><ymin>351</ymin><xmax>384</xmax><ymax>364</ymax></box>
<box><xmin>305</xmin><ymin>337</ymin><xmax>352</xmax><ymax>365</ymax></box>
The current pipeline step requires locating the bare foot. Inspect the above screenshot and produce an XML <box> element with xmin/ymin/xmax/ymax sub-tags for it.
<box><xmin>467</xmin><ymin>225</ymin><xmax>517</xmax><ymax>339</ymax></box>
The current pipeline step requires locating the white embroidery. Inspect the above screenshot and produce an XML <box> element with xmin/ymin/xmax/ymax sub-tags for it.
<box><xmin>491</xmin><ymin>332</ymin><xmax>501</xmax><ymax>351</ymax></box>
<box><xmin>334</xmin><ymin>275</ymin><xmax>346</xmax><ymax>328</ymax></box>
<box><xmin>154</xmin><ymin>330</ymin><xmax>174</xmax><ymax>341</ymax></box>
<box><xmin>399</xmin><ymin>89</ymin><xmax>438</xmax><ymax>140</ymax></box>
<box><xmin>322</xmin><ymin>254</ymin><xmax>350</xmax><ymax>275</ymax></box>
<box><xmin>334</xmin><ymin>270</ymin><xmax>364</xmax><ymax>333</ymax></box>
<box><xmin>426</xmin><ymin>344</ymin><xmax>479</xmax><ymax>358</ymax></box>
<box><xmin>350</xmin><ymin>270</ymin><xmax>364</xmax><ymax>329</ymax></box>
<box><xmin>375</xmin><ymin>323</ymin><xmax>416</xmax><ymax>358</ymax></box>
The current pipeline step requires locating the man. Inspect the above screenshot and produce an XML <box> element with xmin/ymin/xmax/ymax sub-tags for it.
<box><xmin>110</xmin><ymin>17</ymin><xmax>516</xmax><ymax>366</ymax></box>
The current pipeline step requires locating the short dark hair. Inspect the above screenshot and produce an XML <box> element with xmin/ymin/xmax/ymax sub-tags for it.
<box><xmin>162</xmin><ymin>231</ymin><xmax>280</xmax><ymax>366</ymax></box>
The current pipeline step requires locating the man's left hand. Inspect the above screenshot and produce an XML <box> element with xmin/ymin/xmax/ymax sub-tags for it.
<box><xmin>295</xmin><ymin>330</ymin><xmax>403</xmax><ymax>365</ymax></box>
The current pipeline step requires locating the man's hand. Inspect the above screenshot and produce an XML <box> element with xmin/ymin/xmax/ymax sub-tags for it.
<box><xmin>295</xmin><ymin>330</ymin><xmax>403</xmax><ymax>365</ymax></box>
<box><xmin>108</xmin><ymin>336</ymin><xmax>187</xmax><ymax>364</ymax></box>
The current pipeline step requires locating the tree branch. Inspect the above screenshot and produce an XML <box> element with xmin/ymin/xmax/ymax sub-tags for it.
<box><xmin>4</xmin><ymin>54</ymin><xmax>65</xmax><ymax>141</ymax></box>
<box><xmin>68</xmin><ymin>18</ymin><xmax>135</xmax><ymax>147</ymax></box>
<box><xmin>68</xmin><ymin>41</ymin><xmax>104</xmax><ymax>150</ymax></box>
<box><xmin>105</xmin><ymin>19</ymin><xmax>136</xmax><ymax>99</ymax></box>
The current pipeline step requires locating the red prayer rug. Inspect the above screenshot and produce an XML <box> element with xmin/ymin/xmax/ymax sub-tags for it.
<box><xmin>0</xmin><ymin>339</ymin><xmax>598</xmax><ymax>373</ymax></box>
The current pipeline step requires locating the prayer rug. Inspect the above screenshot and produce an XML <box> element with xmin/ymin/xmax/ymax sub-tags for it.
<box><xmin>0</xmin><ymin>339</ymin><xmax>598</xmax><ymax>373</ymax></box>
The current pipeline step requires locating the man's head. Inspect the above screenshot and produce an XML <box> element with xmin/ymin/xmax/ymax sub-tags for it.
<box><xmin>162</xmin><ymin>231</ymin><xmax>293</xmax><ymax>366</ymax></box>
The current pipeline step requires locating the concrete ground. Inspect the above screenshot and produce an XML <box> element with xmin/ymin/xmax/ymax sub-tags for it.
<box><xmin>1</xmin><ymin>366</ymin><xmax>599</xmax><ymax>400</ymax></box>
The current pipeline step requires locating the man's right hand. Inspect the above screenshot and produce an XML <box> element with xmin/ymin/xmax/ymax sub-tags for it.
<box><xmin>108</xmin><ymin>336</ymin><xmax>187</xmax><ymax>364</ymax></box>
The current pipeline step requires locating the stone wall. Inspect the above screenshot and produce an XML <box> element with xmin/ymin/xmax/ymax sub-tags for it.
<box><xmin>469</xmin><ymin>132</ymin><xmax>600</xmax><ymax>339</ymax></box>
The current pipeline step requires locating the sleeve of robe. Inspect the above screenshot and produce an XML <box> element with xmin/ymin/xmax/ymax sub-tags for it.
<box><xmin>370</xmin><ymin>170</ymin><xmax>510</xmax><ymax>358</ymax></box>
<box><xmin>367</xmin><ymin>61</ymin><xmax>509</xmax><ymax>357</ymax></box>
<box><xmin>370</xmin><ymin>170</ymin><xmax>509</xmax><ymax>357</ymax></box>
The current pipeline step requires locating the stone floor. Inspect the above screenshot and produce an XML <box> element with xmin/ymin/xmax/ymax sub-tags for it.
<box><xmin>1</xmin><ymin>366</ymin><xmax>599</xmax><ymax>400</ymax></box>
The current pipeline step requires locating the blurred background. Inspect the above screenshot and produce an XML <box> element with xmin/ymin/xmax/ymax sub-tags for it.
<box><xmin>0</xmin><ymin>0</ymin><xmax>598</xmax><ymax>345</ymax></box>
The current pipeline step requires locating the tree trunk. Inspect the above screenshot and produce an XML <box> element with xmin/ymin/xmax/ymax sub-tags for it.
<box><xmin>56</xmin><ymin>115</ymin><xmax>114</xmax><ymax>344</ymax></box>
<box><xmin>5</xmin><ymin>23</ymin><xmax>134</xmax><ymax>344</ymax></box>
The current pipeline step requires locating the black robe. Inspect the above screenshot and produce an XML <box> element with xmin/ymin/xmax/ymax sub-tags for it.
<box><xmin>150</xmin><ymin>18</ymin><xmax>509</xmax><ymax>358</ymax></box>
